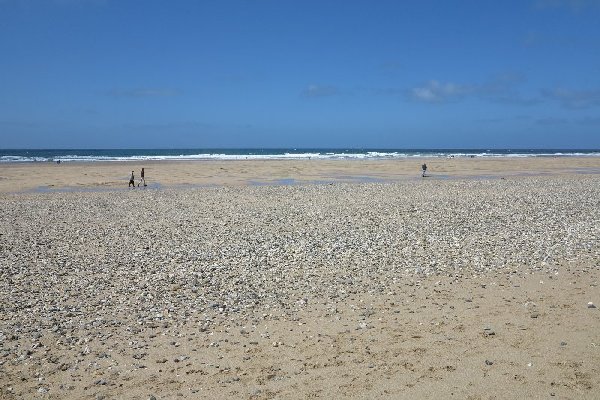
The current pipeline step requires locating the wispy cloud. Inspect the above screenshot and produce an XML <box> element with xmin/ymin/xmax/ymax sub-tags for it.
<box><xmin>541</xmin><ymin>87</ymin><xmax>600</xmax><ymax>109</ymax></box>
<box><xmin>108</xmin><ymin>88</ymin><xmax>181</xmax><ymax>98</ymax></box>
<box><xmin>301</xmin><ymin>84</ymin><xmax>340</xmax><ymax>98</ymax></box>
<box><xmin>410</xmin><ymin>80</ymin><xmax>473</xmax><ymax>103</ymax></box>
<box><xmin>409</xmin><ymin>74</ymin><xmax>537</xmax><ymax>105</ymax></box>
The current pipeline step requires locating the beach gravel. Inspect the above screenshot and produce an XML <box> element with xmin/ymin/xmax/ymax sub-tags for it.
<box><xmin>1</xmin><ymin>176</ymin><xmax>599</xmax><ymax>398</ymax></box>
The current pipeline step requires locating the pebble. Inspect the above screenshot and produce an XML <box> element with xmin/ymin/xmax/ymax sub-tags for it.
<box><xmin>1</xmin><ymin>178</ymin><xmax>599</xmax><ymax>395</ymax></box>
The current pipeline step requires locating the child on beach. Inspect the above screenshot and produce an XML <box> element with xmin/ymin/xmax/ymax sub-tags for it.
<box><xmin>129</xmin><ymin>171</ymin><xmax>135</xmax><ymax>187</ymax></box>
<box><xmin>421</xmin><ymin>163</ymin><xmax>427</xmax><ymax>177</ymax></box>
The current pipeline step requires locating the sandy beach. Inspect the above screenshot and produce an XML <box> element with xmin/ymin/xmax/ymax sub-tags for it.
<box><xmin>1</xmin><ymin>159</ymin><xmax>599</xmax><ymax>399</ymax></box>
<box><xmin>1</xmin><ymin>156</ymin><xmax>600</xmax><ymax>193</ymax></box>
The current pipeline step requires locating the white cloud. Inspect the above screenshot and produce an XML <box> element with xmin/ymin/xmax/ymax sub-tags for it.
<box><xmin>410</xmin><ymin>80</ymin><xmax>473</xmax><ymax>102</ymax></box>
<box><xmin>409</xmin><ymin>75</ymin><xmax>538</xmax><ymax>105</ymax></box>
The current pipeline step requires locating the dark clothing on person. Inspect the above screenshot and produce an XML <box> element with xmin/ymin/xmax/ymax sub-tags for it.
<box><xmin>421</xmin><ymin>163</ymin><xmax>427</xmax><ymax>177</ymax></box>
<box><xmin>129</xmin><ymin>171</ymin><xmax>135</xmax><ymax>187</ymax></box>
<box><xmin>139</xmin><ymin>168</ymin><xmax>146</xmax><ymax>187</ymax></box>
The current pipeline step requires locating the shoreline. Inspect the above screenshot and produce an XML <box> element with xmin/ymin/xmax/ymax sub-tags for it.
<box><xmin>3</xmin><ymin>148</ymin><xmax>599</xmax><ymax>164</ymax></box>
<box><xmin>3</xmin><ymin>152</ymin><xmax>600</xmax><ymax>164</ymax></box>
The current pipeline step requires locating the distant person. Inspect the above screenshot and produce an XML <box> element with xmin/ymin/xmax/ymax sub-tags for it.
<box><xmin>129</xmin><ymin>170</ymin><xmax>135</xmax><ymax>188</ymax></box>
<box><xmin>138</xmin><ymin>168</ymin><xmax>146</xmax><ymax>187</ymax></box>
<box><xmin>421</xmin><ymin>163</ymin><xmax>427</xmax><ymax>177</ymax></box>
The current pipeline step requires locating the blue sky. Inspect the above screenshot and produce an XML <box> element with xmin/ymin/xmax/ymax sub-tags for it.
<box><xmin>1</xmin><ymin>0</ymin><xmax>600</xmax><ymax>149</ymax></box>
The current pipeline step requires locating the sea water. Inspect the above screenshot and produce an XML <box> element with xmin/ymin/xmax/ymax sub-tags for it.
<box><xmin>1</xmin><ymin>148</ymin><xmax>599</xmax><ymax>163</ymax></box>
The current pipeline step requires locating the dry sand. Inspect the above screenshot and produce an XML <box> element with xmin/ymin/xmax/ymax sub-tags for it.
<box><xmin>0</xmin><ymin>159</ymin><xmax>599</xmax><ymax>399</ymax></box>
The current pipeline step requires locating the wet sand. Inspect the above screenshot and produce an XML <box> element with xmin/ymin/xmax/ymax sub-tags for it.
<box><xmin>1</xmin><ymin>156</ymin><xmax>600</xmax><ymax>192</ymax></box>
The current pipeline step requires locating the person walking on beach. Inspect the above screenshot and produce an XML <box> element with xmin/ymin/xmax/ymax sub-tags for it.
<box><xmin>138</xmin><ymin>168</ymin><xmax>146</xmax><ymax>187</ymax></box>
<box><xmin>421</xmin><ymin>163</ymin><xmax>427</xmax><ymax>177</ymax></box>
<box><xmin>129</xmin><ymin>170</ymin><xmax>135</xmax><ymax>188</ymax></box>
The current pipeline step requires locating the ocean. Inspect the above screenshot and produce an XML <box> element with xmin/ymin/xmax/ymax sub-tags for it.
<box><xmin>1</xmin><ymin>148</ymin><xmax>599</xmax><ymax>163</ymax></box>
